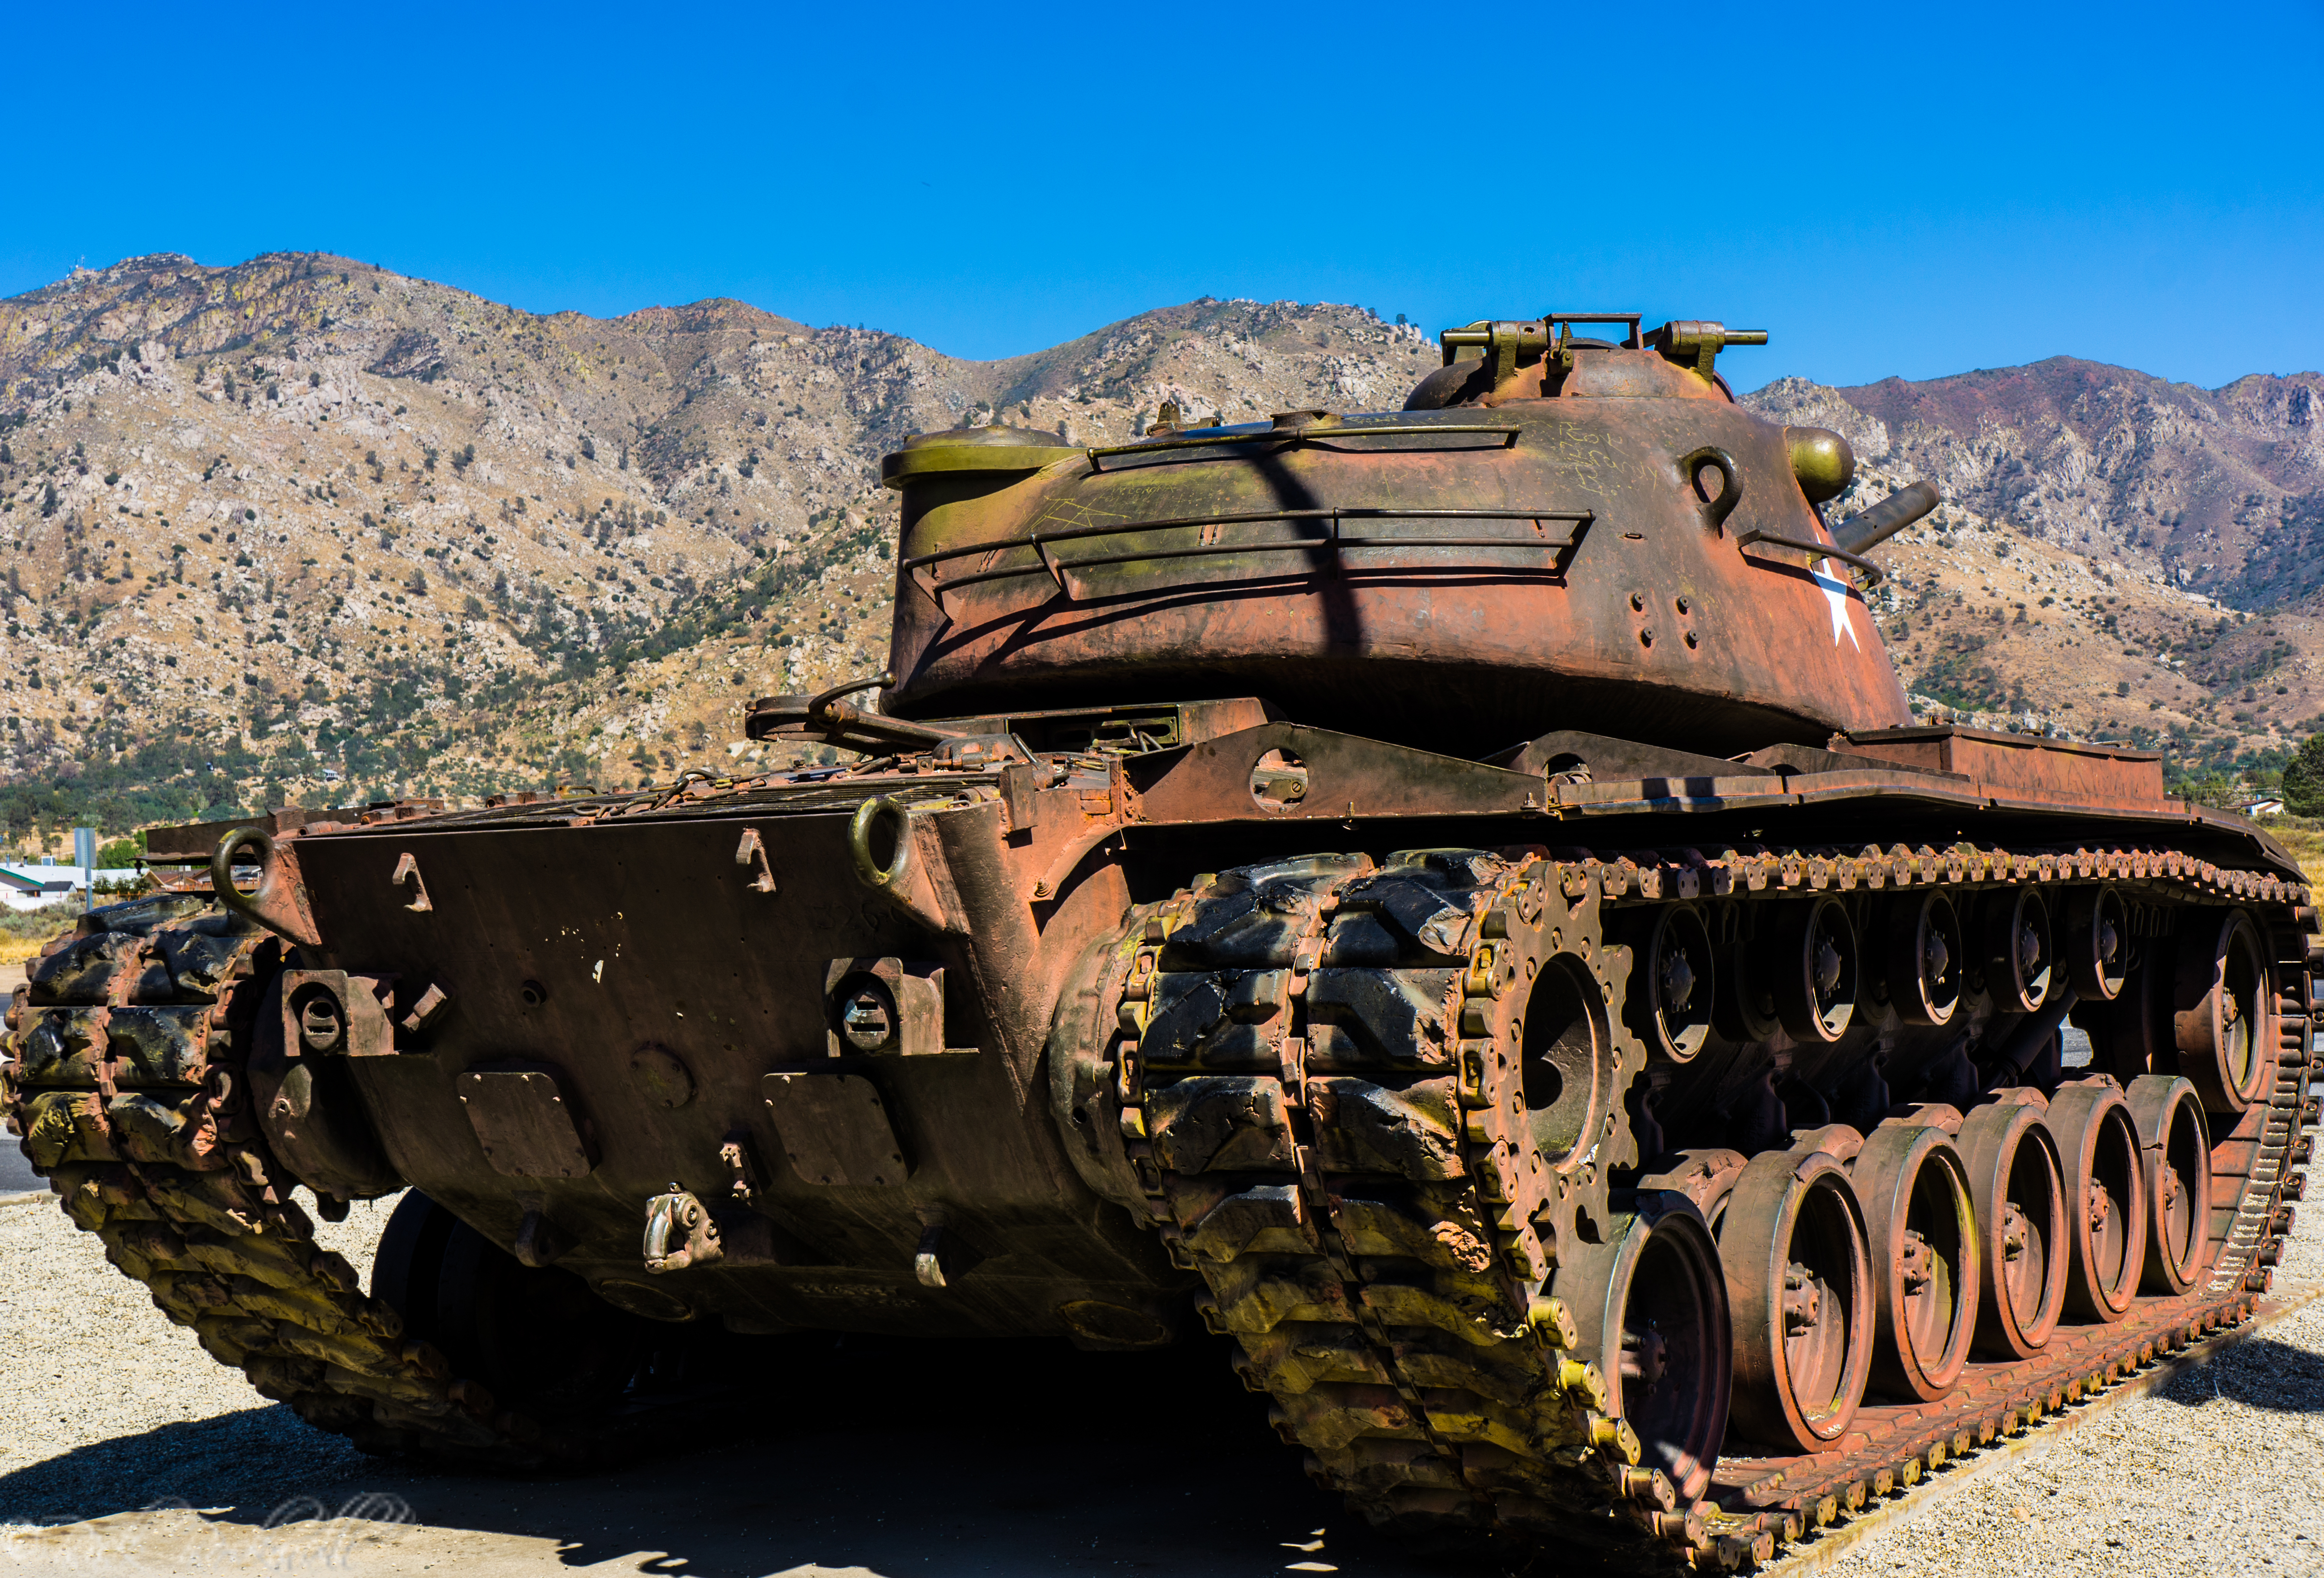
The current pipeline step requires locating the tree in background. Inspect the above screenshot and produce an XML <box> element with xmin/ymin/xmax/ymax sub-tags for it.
<box><xmin>2284</xmin><ymin>735</ymin><xmax>2324</xmax><ymax>817</ymax></box>
<box><xmin>2179</xmin><ymin>772</ymin><xmax>2240</xmax><ymax>810</ymax></box>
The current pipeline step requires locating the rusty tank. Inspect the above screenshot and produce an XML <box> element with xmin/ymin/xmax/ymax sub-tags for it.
<box><xmin>6</xmin><ymin>312</ymin><xmax>2315</xmax><ymax>1570</ymax></box>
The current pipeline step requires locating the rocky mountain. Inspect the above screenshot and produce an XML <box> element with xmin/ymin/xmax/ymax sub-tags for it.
<box><xmin>1746</xmin><ymin>364</ymin><xmax>2324</xmax><ymax>775</ymax></box>
<box><xmin>0</xmin><ymin>253</ymin><xmax>2316</xmax><ymax>853</ymax></box>
<box><xmin>0</xmin><ymin>253</ymin><xmax>1432</xmax><ymax>847</ymax></box>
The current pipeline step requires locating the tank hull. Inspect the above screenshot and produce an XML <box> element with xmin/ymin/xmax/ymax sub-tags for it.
<box><xmin>276</xmin><ymin>806</ymin><xmax>1178</xmax><ymax>1342</ymax></box>
<box><xmin>10</xmin><ymin>703</ymin><xmax>2316</xmax><ymax>1559</ymax></box>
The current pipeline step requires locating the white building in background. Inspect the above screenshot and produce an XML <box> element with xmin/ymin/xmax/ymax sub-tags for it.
<box><xmin>0</xmin><ymin>864</ymin><xmax>80</xmax><ymax>914</ymax></box>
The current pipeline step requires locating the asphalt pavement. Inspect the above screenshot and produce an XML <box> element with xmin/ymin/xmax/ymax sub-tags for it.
<box><xmin>0</xmin><ymin>959</ymin><xmax>33</xmax><ymax>1197</ymax></box>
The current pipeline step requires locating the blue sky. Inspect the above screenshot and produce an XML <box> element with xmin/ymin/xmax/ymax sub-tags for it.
<box><xmin>3</xmin><ymin>1</ymin><xmax>2317</xmax><ymax>393</ymax></box>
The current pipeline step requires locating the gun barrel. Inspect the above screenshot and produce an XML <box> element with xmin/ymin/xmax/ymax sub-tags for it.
<box><xmin>1831</xmin><ymin>482</ymin><xmax>1940</xmax><ymax>556</ymax></box>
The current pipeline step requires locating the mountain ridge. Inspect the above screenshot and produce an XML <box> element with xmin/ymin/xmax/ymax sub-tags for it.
<box><xmin>1</xmin><ymin>251</ymin><xmax>2318</xmax><ymax>852</ymax></box>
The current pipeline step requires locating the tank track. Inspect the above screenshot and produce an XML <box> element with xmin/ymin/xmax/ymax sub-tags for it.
<box><xmin>1109</xmin><ymin>841</ymin><xmax>2317</xmax><ymax>1571</ymax></box>
<box><xmin>0</xmin><ymin>893</ymin><xmax>638</xmax><ymax>1471</ymax></box>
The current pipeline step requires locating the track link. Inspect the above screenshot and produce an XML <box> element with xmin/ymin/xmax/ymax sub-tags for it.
<box><xmin>1111</xmin><ymin>841</ymin><xmax>2317</xmax><ymax>1571</ymax></box>
<box><xmin>1</xmin><ymin>893</ymin><xmax>622</xmax><ymax>1470</ymax></box>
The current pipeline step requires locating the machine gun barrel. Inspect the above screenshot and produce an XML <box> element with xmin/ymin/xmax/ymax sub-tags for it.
<box><xmin>1831</xmin><ymin>481</ymin><xmax>1940</xmax><ymax>555</ymax></box>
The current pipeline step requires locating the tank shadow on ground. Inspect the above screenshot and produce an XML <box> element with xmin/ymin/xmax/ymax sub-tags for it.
<box><xmin>0</xmin><ymin>1334</ymin><xmax>1491</xmax><ymax>1577</ymax></box>
<box><xmin>2152</xmin><ymin>1336</ymin><xmax>2324</xmax><ymax>1414</ymax></box>
<box><xmin>0</xmin><ymin>1405</ymin><xmax>373</xmax><ymax>1529</ymax></box>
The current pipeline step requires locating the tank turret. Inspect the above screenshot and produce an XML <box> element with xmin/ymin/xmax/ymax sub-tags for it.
<box><xmin>880</xmin><ymin>314</ymin><xmax>1935</xmax><ymax>758</ymax></box>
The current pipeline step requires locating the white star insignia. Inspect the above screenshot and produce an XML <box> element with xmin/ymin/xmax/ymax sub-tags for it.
<box><xmin>1812</xmin><ymin>559</ymin><xmax>1861</xmax><ymax>651</ymax></box>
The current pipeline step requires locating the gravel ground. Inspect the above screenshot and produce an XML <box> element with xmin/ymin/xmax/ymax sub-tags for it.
<box><xmin>1797</xmin><ymin>1202</ymin><xmax>2324</xmax><ymax>1578</ymax></box>
<box><xmin>0</xmin><ymin>1129</ymin><xmax>2315</xmax><ymax>1575</ymax></box>
<box><xmin>0</xmin><ymin>1187</ymin><xmax>1373</xmax><ymax>1578</ymax></box>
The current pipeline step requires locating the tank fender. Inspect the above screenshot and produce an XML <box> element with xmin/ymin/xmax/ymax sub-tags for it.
<box><xmin>1496</xmin><ymin>729</ymin><xmax>1774</xmax><ymax>784</ymax></box>
<box><xmin>1125</xmin><ymin>723</ymin><xmax>1548</xmax><ymax>824</ymax></box>
<box><xmin>244</xmin><ymin>972</ymin><xmax>404</xmax><ymax>1199</ymax></box>
<box><xmin>926</xmin><ymin>796</ymin><xmax>1061</xmax><ymax>1093</ymax></box>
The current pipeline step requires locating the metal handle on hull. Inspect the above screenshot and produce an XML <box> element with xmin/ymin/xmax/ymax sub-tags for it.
<box><xmin>1675</xmin><ymin>447</ymin><xmax>1743</xmax><ymax>531</ymax></box>
<box><xmin>1731</xmin><ymin>528</ymin><xmax>1887</xmax><ymax>588</ymax></box>
<box><xmin>845</xmin><ymin>795</ymin><xmax>970</xmax><ymax>935</ymax></box>
<box><xmin>902</xmin><ymin>505</ymin><xmax>1593</xmax><ymax>613</ymax></box>
<box><xmin>848</xmin><ymin>797</ymin><xmax>915</xmax><ymax>893</ymax></box>
<box><xmin>210</xmin><ymin>826</ymin><xmax>324</xmax><ymax>949</ymax></box>
<box><xmin>1086</xmin><ymin>422</ymin><xmax>1520</xmax><ymax>468</ymax></box>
